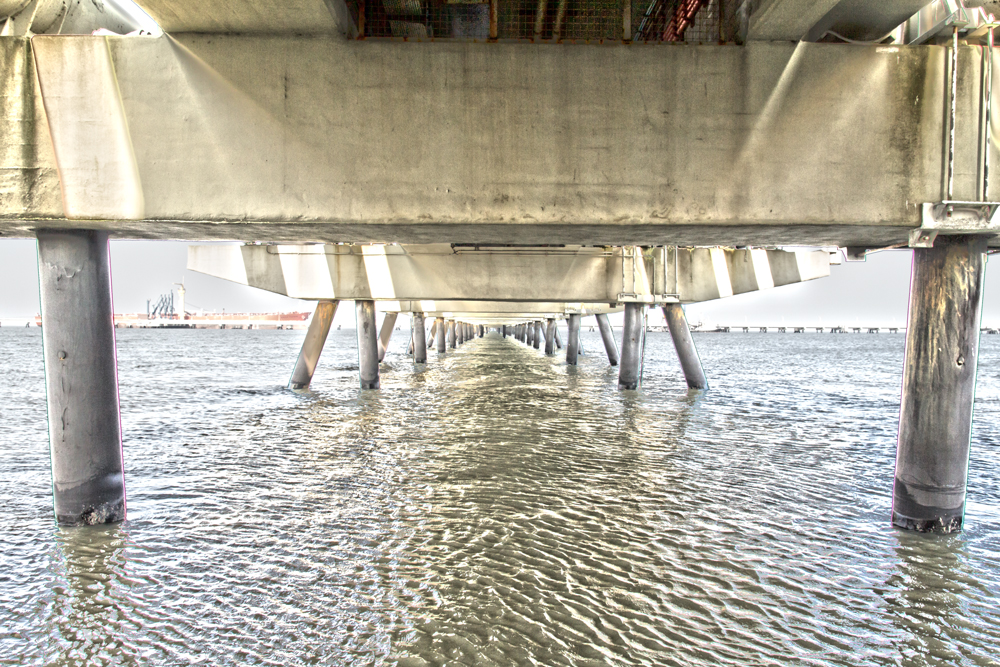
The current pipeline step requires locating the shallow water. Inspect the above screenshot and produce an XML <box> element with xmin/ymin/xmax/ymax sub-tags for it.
<box><xmin>1</xmin><ymin>327</ymin><xmax>999</xmax><ymax>666</ymax></box>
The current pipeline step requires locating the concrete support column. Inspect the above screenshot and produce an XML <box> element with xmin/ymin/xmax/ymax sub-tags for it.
<box><xmin>533</xmin><ymin>321</ymin><xmax>542</xmax><ymax>349</ymax></box>
<box><xmin>427</xmin><ymin>320</ymin><xmax>437</xmax><ymax>349</ymax></box>
<box><xmin>448</xmin><ymin>320</ymin><xmax>457</xmax><ymax>348</ymax></box>
<box><xmin>457</xmin><ymin>322</ymin><xmax>465</xmax><ymax>345</ymax></box>
<box><xmin>618</xmin><ymin>303</ymin><xmax>645</xmax><ymax>390</ymax></box>
<box><xmin>544</xmin><ymin>318</ymin><xmax>556</xmax><ymax>355</ymax></box>
<box><xmin>356</xmin><ymin>300</ymin><xmax>380</xmax><ymax>389</ymax></box>
<box><xmin>289</xmin><ymin>300</ymin><xmax>339</xmax><ymax>389</ymax></box>
<box><xmin>893</xmin><ymin>236</ymin><xmax>988</xmax><ymax>533</ymax></box>
<box><xmin>555</xmin><ymin>326</ymin><xmax>563</xmax><ymax>350</ymax></box>
<box><xmin>663</xmin><ymin>304</ymin><xmax>708</xmax><ymax>389</ymax></box>
<box><xmin>413</xmin><ymin>312</ymin><xmax>427</xmax><ymax>363</ymax></box>
<box><xmin>596</xmin><ymin>313</ymin><xmax>619</xmax><ymax>366</ymax></box>
<box><xmin>436</xmin><ymin>317</ymin><xmax>447</xmax><ymax>352</ymax></box>
<box><xmin>377</xmin><ymin>312</ymin><xmax>398</xmax><ymax>362</ymax></box>
<box><xmin>37</xmin><ymin>230</ymin><xmax>126</xmax><ymax>525</ymax></box>
<box><xmin>566</xmin><ymin>314</ymin><xmax>581</xmax><ymax>365</ymax></box>
<box><xmin>502</xmin><ymin>325</ymin><xmax>507</xmax><ymax>338</ymax></box>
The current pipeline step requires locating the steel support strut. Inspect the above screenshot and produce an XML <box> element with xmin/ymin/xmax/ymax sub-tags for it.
<box><xmin>413</xmin><ymin>312</ymin><xmax>427</xmax><ymax>363</ymax></box>
<box><xmin>289</xmin><ymin>300</ymin><xmax>338</xmax><ymax>388</ymax></box>
<box><xmin>37</xmin><ymin>230</ymin><xmax>126</xmax><ymax>525</ymax></box>
<box><xmin>618</xmin><ymin>303</ymin><xmax>645</xmax><ymax>390</ymax></box>
<box><xmin>377</xmin><ymin>312</ymin><xmax>397</xmax><ymax>362</ymax></box>
<box><xmin>566</xmin><ymin>314</ymin><xmax>581</xmax><ymax>365</ymax></box>
<box><xmin>544</xmin><ymin>318</ymin><xmax>556</xmax><ymax>355</ymax></box>
<box><xmin>596</xmin><ymin>313</ymin><xmax>619</xmax><ymax>366</ymax></box>
<box><xmin>663</xmin><ymin>303</ymin><xmax>708</xmax><ymax>389</ymax></box>
<box><xmin>435</xmin><ymin>317</ymin><xmax>446</xmax><ymax>352</ymax></box>
<box><xmin>893</xmin><ymin>235</ymin><xmax>988</xmax><ymax>533</ymax></box>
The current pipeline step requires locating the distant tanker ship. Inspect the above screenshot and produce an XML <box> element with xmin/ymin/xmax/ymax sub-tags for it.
<box><xmin>29</xmin><ymin>284</ymin><xmax>311</xmax><ymax>330</ymax></box>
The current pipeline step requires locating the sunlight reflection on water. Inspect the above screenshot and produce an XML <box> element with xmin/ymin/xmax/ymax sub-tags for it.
<box><xmin>1</xmin><ymin>328</ymin><xmax>998</xmax><ymax>665</ymax></box>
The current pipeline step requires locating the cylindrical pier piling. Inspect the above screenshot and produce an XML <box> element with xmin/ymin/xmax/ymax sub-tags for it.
<box><xmin>377</xmin><ymin>312</ymin><xmax>398</xmax><ymax>362</ymax></box>
<box><xmin>447</xmin><ymin>320</ymin><xmax>456</xmax><ymax>348</ymax></box>
<box><xmin>356</xmin><ymin>300</ymin><xmax>380</xmax><ymax>389</ymax></box>
<box><xmin>457</xmin><ymin>322</ymin><xmax>465</xmax><ymax>345</ymax></box>
<box><xmin>544</xmin><ymin>318</ymin><xmax>556</xmax><ymax>355</ymax></box>
<box><xmin>436</xmin><ymin>317</ymin><xmax>446</xmax><ymax>352</ymax></box>
<box><xmin>618</xmin><ymin>303</ymin><xmax>645</xmax><ymax>390</ymax></box>
<box><xmin>596</xmin><ymin>313</ymin><xmax>619</xmax><ymax>366</ymax></box>
<box><xmin>533</xmin><ymin>321</ymin><xmax>542</xmax><ymax>349</ymax></box>
<box><xmin>663</xmin><ymin>304</ymin><xmax>708</xmax><ymax>389</ymax></box>
<box><xmin>37</xmin><ymin>230</ymin><xmax>126</xmax><ymax>525</ymax></box>
<box><xmin>413</xmin><ymin>312</ymin><xmax>427</xmax><ymax>363</ymax></box>
<box><xmin>289</xmin><ymin>300</ymin><xmax>339</xmax><ymax>389</ymax></box>
<box><xmin>566</xmin><ymin>314</ymin><xmax>581</xmax><ymax>365</ymax></box>
<box><xmin>428</xmin><ymin>320</ymin><xmax>437</xmax><ymax>349</ymax></box>
<box><xmin>893</xmin><ymin>236</ymin><xmax>988</xmax><ymax>533</ymax></box>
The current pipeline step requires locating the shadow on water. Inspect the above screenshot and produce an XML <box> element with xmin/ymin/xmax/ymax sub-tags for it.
<box><xmin>48</xmin><ymin>524</ymin><xmax>138</xmax><ymax>666</ymax></box>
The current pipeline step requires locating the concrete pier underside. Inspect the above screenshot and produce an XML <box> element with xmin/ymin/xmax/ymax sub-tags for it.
<box><xmin>3</xmin><ymin>3</ymin><xmax>997</xmax><ymax>537</ymax></box>
<box><xmin>3</xmin><ymin>36</ymin><xmax>1000</xmax><ymax>248</ymax></box>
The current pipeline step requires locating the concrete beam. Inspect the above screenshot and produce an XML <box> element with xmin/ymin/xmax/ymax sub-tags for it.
<box><xmin>748</xmin><ymin>0</ymin><xmax>841</xmax><ymax>42</ymax></box>
<box><xmin>187</xmin><ymin>244</ymin><xmax>832</xmax><ymax>304</ymax></box>
<box><xmin>2</xmin><ymin>36</ymin><xmax>987</xmax><ymax>248</ymax></box>
<box><xmin>133</xmin><ymin>0</ymin><xmax>357</xmax><ymax>36</ymax></box>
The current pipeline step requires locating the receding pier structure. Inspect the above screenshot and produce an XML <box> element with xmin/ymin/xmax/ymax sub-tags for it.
<box><xmin>2</xmin><ymin>0</ymin><xmax>998</xmax><ymax>533</ymax></box>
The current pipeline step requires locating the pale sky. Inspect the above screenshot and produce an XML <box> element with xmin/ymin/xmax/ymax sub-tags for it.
<box><xmin>3</xmin><ymin>239</ymin><xmax>1000</xmax><ymax>328</ymax></box>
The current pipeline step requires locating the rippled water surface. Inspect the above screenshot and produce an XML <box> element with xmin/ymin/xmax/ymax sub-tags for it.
<box><xmin>1</xmin><ymin>326</ymin><xmax>999</xmax><ymax>666</ymax></box>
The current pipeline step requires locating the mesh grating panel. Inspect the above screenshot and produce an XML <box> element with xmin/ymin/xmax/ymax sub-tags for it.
<box><xmin>354</xmin><ymin>0</ymin><xmax>719</xmax><ymax>42</ymax></box>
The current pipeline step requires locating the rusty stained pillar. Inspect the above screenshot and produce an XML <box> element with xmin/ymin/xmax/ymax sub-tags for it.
<box><xmin>893</xmin><ymin>236</ymin><xmax>988</xmax><ymax>533</ymax></box>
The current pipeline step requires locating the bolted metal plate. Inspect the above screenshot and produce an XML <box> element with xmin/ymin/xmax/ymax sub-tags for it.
<box><xmin>910</xmin><ymin>202</ymin><xmax>1000</xmax><ymax>247</ymax></box>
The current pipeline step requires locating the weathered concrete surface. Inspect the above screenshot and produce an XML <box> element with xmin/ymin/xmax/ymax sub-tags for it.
<box><xmin>5</xmin><ymin>36</ymin><xmax>994</xmax><ymax>247</ymax></box>
<box><xmin>748</xmin><ymin>0</ymin><xmax>841</xmax><ymax>42</ymax></box>
<box><xmin>187</xmin><ymin>243</ymin><xmax>831</xmax><ymax>303</ymax></box>
<box><xmin>32</xmin><ymin>36</ymin><xmax>145</xmax><ymax>220</ymax></box>
<box><xmin>134</xmin><ymin>0</ymin><xmax>355</xmax><ymax>36</ymax></box>
<box><xmin>0</xmin><ymin>39</ymin><xmax>61</xmax><ymax>221</ymax></box>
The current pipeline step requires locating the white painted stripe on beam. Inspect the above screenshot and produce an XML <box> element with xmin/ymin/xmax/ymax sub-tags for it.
<box><xmin>751</xmin><ymin>248</ymin><xmax>775</xmax><ymax>290</ymax></box>
<box><xmin>710</xmin><ymin>248</ymin><xmax>734</xmax><ymax>298</ymax></box>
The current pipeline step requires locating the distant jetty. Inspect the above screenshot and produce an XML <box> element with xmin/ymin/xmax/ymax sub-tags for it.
<box><xmin>112</xmin><ymin>312</ymin><xmax>311</xmax><ymax>329</ymax></box>
<box><xmin>0</xmin><ymin>312</ymin><xmax>311</xmax><ymax>330</ymax></box>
